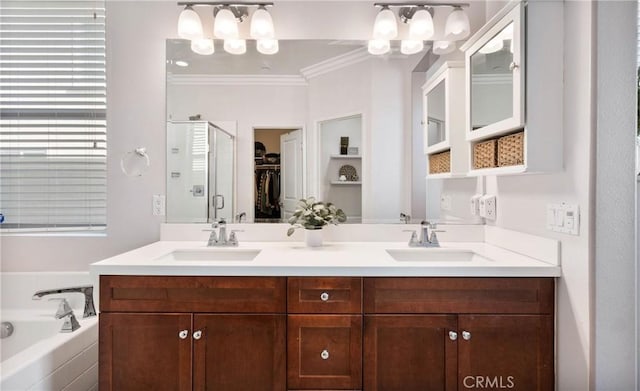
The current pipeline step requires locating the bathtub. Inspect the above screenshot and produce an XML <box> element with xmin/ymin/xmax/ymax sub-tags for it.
<box><xmin>0</xmin><ymin>272</ymin><xmax>98</xmax><ymax>391</ymax></box>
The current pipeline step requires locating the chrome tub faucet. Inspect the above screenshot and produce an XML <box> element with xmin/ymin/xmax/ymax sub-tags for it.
<box><xmin>32</xmin><ymin>285</ymin><xmax>96</xmax><ymax>318</ymax></box>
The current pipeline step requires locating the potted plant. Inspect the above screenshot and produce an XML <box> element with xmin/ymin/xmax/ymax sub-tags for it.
<box><xmin>286</xmin><ymin>197</ymin><xmax>347</xmax><ymax>247</ymax></box>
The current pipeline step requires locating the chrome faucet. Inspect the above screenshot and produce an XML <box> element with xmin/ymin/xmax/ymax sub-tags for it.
<box><xmin>407</xmin><ymin>221</ymin><xmax>445</xmax><ymax>247</ymax></box>
<box><xmin>49</xmin><ymin>298</ymin><xmax>81</xmax><ymax>332</ymax></box>
<box><xmin>400</xmin><ymin>213</ymin><xmax>411</xmax><ymax>224</ymax></box>
<box><xmin>235</xmin><ymin>212</ymin><xmax>246</xmax><ymax>223</ymax></box>
<box><xmin>205</xmin><ymin>218</ymin><xmax>242</xmax><ymax>247</ymax></box>
<box><xmin>32</xmin><ymin>285</ymin><xmax>96</xmax><ymax>318</ymax></box>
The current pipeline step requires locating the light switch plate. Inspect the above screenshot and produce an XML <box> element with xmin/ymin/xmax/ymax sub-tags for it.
<box><xmin>153</xmin><ymin>194</ymin><xmax>166</xmax><ymax>216</ymax></box>
<box><xmin>546</xmin><ymin>203</ymin><xmax>579</xmax><ymax>235</ymax></box>
<box><xmin>470</xmin><ymin>194</ymin><xmax>482</xmax><ymax>216</ymax></box>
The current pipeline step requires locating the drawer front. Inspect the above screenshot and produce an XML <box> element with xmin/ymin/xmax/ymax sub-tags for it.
<box><xmin>100</xmin><ymin>276</ymin><xmax>286</xmax><ymax>313</ymax></box>
<box><xmin>364</xmin><ymin>278</ymin><xmax>554</xmax><ymax>314</ymax></box>
<box><xmin>287</xmin><ymin>315</ymin><xmax>362</xmax><ymax>390</ymax></box>
<box><xmin>288</xmin><ymin>278</ymin><xmax>362</xmax><ymax>314</ymax></box>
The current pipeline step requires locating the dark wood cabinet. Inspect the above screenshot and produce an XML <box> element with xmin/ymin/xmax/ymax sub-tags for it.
<box><xmin>364</xmin><ymin>315</ymin><xmax>457</xmax><ymax>391</ymax></box>
<box><xmin>288</xmin><ymin>315</ymin><xmax>362</xmax><ymax>390</ymax></box>
<box><xmin>99</xmin><ymin>275</ymin><xmax>554</xmax><ymax>390</ymax></box>
<box><xmin>194</xmin><ymin>314</ymin><xmax>286</xmax><ymax>390</ymax></box>
<box><xmin>363</xmin><ymin>277</ymin><xmax>555</xmax><ymax>391</ymax></box>
<box><xmin>99</xmin><ymin>313</ymin><xmax>192</xmax><ymax>391</ymax></box>
<box><xmin>99</xmin><ymin>276</ymin><xmax>287</xmax><ymax>391</ymax></box>
<box><xmin>457</xmin><ymin>315</ymin><xmax>554</xmax><ymax>391</ymax></box>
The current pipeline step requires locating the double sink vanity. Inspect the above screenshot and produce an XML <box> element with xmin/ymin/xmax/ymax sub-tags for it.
<box><xmin>92</xmin><ymin>224</ymin><xmax>560</xmax><ymax>391</ymax></box>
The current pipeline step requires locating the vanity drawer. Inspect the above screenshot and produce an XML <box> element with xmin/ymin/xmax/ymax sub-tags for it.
<box><xmin>288</xmin><ymin>277</ymin><xmax>362</xmax><ymax>314</ymax></box>
<box><xmin>363</xmin><ymin>277</ymin><xmax>554</xmax><ymax>314</ymax></box>
<box><xmin>287</xmin><ymin>315</ymin><xmax>362</xmax><ymax>390</ymax></box>
<box><xmin>100</xmin><ymin>276</ymin><xmax>286</xmax><ymax>313</ymax></box>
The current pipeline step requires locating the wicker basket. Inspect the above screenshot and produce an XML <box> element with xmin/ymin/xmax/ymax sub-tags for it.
<box><xmin>428</xmin><ymin>150</ymin><xmax>451</xmax><ymax>174</ymax></box>
<box><xmin>473</xmin><ymin>139</ymin><xmax>497</xmax><ymax>169</ymax></box>
<box><xmin>497</xmin><ymin>131</ymin><xmax>525</xmax><ymax>167</ymax></box>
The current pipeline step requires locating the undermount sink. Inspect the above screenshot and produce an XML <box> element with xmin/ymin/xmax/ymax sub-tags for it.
<box><xmin>385</xmin><ymin>249</ymin><xmax>483</xmax><ymax>262</ymax></box>
<box><xmin>156</xmin><ymin>248</ymin><xmax>261</xmax><ymax>262</ymax></box>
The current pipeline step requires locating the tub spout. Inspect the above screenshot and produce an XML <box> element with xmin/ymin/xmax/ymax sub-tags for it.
<box><xmin>32</xmin><ymin>285</ymin><xmax>96</xmax><ymax>318</ymax></box>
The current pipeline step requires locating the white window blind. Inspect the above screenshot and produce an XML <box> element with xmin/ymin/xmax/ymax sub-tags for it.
<box><xmin>0</xmin><ymin>0</ymin><xmax>106</xmax><ymax>232</ymax></box>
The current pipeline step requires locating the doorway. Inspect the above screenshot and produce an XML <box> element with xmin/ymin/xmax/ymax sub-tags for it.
<box><xmin>254</xmin><ymin>128</ymin><xmax>303</xmax><ymax>222</ymax></box>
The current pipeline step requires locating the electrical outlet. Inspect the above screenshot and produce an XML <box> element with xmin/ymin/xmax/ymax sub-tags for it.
<box><xmin>153</xmin><ymin>194</ymin><xmax>166</xmax><ymax>216</ymax></box>
<box><xmin>470</xmin><ymin>194</ymin><xmax>482</xmax><ymax>216</ymax></box>
<box><xmin>483</xmin><ymin>195</ymin><xmax>497</xmax><ymax>220</ymax></box>
<box><xmin>441</xmin><ymin>194</ymin><xmax>452</xmax><ymax>211</ymax></box>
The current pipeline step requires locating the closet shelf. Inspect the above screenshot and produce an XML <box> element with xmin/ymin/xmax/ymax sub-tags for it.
<box><xmin>330</xmin><ymin>181</ymin><xmax>362</xmax><ymax>185</ymax></box>
<box><xmin>330</xmin><ymin>154</ymin><xmax>361</xmax><ymax>159</ymax></box>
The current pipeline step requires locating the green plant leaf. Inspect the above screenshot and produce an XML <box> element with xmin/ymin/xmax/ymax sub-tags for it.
<box><xmin>286</xmin><ymin>227</ymin><xmax>296</xmax><ymax>236</ymax></box>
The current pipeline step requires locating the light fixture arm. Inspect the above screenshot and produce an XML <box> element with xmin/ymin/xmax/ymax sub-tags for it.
<box><xmin>374</xmin><ymin>2</ymin><xmax>469</xmax><ymax>8</ymax></box>
<box><xmin>177</xmin><ymin>1</ymin><xmax>273</xmax><ymax>7</ymax></box>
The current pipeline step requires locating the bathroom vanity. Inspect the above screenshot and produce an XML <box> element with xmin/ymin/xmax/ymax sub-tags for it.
<box><xmin>92</xmin><ymin>238</ymin><xmax>559</xmax><ymax>391</ymax></box>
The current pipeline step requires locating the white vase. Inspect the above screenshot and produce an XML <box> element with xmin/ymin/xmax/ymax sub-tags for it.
<box><xmin>304</xmin><ymin>228</ymin><xmax>323</xmax><ymax>247</ymax></box>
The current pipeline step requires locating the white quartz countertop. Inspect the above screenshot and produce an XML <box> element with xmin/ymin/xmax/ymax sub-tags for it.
<box><xmin>89</xmin><ymin>240</ymin><xmax>561</xmax><ymax>277</ymax></box>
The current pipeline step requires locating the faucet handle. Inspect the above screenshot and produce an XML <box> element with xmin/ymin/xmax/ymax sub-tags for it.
<box><xmin>403</xmin><ymin>230</ymin><xmax>418</xmax><ymax>246</ymax></box>
<box><xmin>429</xmin><ymin>230</ymin><xmax>445</xmax><ymax>245</ymax></box>
<box><xmin>228</xmin><ymin>230</ymin><xmax>243</xmax><ymax>246</ymax></box>
<box><xmin>48</xmin><ymin>298</ymin><xmax>73</xmax><ymax>319</ymax></box>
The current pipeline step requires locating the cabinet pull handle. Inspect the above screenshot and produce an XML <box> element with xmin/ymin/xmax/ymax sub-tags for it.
<box><xmin>179</xmin><ymin>329</ymin><xmax>189</xmax><ymax>339</ymax></box>
<box><xmin>448</xmin><ymin>331</ymin><xmax>458</xmax><ymax>341</ymax></box>
<box><xmin>320</xmin><ymin>292</ymin><xmax>330</xmax><ymax>302</ymax></box>
<box><xmin>193</xmin><ymin>330</ymin><xmax>203</xmax><ymax>340</ymax></box>
<box><xmin>462</xmin><ymin>331</ymin><xmax>471</xmax><ymax>341</ymax></box>
<box><xmin>509</xmin><ymin>61</ymin><xmax>519</xmax><ymax>71</ymax></box>
<box><xmin>320</xmin><ymin>349</ymin><xmax>330</xmax><ymax>360</ymax></box>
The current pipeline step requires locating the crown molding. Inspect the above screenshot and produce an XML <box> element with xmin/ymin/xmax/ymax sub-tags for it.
<box><xmin>300</xmin><ymin>47</ymin><xmax>371</xmax><ymax>80</ymax></box>
<box><xmin>167</xmin><ymin>73</ymin><xmax>308</xmax><ymax>86</ymax></box>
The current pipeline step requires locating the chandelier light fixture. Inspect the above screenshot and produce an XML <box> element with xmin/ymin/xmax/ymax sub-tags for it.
<box><xmin>369</xmin><ymin>2</ymin><xmax>470</xmax><ymax>56</ymax></box>
<box><xmin>176</xmin><ymin>2</ymin><xmax>277</xmax><ymax>55</ymax></box>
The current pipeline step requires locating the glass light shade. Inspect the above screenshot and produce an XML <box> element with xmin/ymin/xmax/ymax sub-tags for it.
<box><xmin>178</xmin><ymin>6</ymin><xmax>203</xmax><ymax>40</ymax></box>
<box><xmin>409</xmin><ymin>9</ymin><xmax>434</xmax><ymax>40</ymax></box>
<box><xmin>257</xmin><ymin>39</ymin><xmax>279</xmax><ymax>55</ymax></box>
<box><xmin>444</xmin><ymin>7</ymin><xmax>470</xmax><ymax>41</ymax></box>
<box><xmin>401</xmin><ymin>39</ymin><xmax>424</xmax><ymax>55</ymax></box>
<box><xmin>224</xmin><ymin>39</ymin><xmax>246</xmax><ymax>55</ymax></box>
<box><xmin>368</xmin><ymin>39</ymin><xmax>390</xmax><ymax>55</ymax></box>
<box><xmin>214</xmin><ymin>8</ymin><xmax>239</xmax><ymax>39</ymax></box>
<box><xmin>250</xmin><ymin>7</ymin><xmax>275</xmax><ymax>39</ymax></box>
<box><xmin>432</xmin><ymin>40</ymin><xmax>456</xmax><ymax>55</ymax></box>
<box><xmin>372</xmin><ymin>8</ymin><xmax>398</xmax><ymax>40</ymax></box>
<box><xmin>191</xmin><ymin>38</ymin><xmax>215</xmax><ymax>55</ymax></box>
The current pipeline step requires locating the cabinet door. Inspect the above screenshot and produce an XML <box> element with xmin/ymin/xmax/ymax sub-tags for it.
<box><xmin>288</xmin><ymin>315</ymin><xmax>362</xmax><ymax>390</ymax></box>
<box><xmin>364</xmin><ymin>315</ymin><xmax>457</xmax><ymax>391</ymax></box>
<box><xmin>99</xmin><ymin>313</ymin><xmax>192</xmax><ymax>391</ymax></box>
<box><xmin>193</xmin><ymin>314</ymin><xmax>286</xmax><ymax>391</ymax></box>
<box><xmin>457</xmin><ymin>315</ymin><xmax>554</xmax><ymax>391</ymax></box>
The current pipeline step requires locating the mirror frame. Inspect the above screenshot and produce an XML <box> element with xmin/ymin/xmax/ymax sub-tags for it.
<box><xmin>463</xmin><ymin>2</ymin><xmax>525</xmax><ymax>141</ymax></box>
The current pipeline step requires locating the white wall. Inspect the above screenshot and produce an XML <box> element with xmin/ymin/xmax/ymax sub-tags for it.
<box><xmin>594</xmin><ymin>1</ymin><xmax>637</xmax><ymax>389</ymax></box>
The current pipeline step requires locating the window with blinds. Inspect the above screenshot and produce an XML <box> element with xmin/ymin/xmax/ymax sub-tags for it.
<box><xmin>0</xmin><ymin>0</ymin><xmax>106</xmax><ymax>232</ymax></box>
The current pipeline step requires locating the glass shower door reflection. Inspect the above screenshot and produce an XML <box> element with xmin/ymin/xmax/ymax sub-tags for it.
<box><xmin>210</xmin><ymin>126</ymin><xmax>234</xmax><ymax>222</ymax></box>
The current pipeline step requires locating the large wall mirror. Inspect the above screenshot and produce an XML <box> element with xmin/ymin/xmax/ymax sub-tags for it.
<box><xmin>166</xmin><ymin>39</ymin><xmax>434</xmax><ymax>224</ymax></box>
